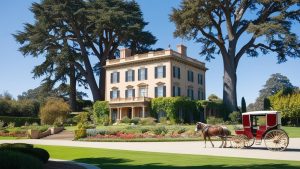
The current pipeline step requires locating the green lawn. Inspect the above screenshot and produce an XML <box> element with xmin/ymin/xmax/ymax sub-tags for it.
<box><xmin>37</xmin><ymin>145</ymin><xmax>300</xmax><ymax>169</ymax></box>
<box><xmin>0</xmin><ymin>136</ymin><xmax>18</xmax><ymax>140</ymax></box>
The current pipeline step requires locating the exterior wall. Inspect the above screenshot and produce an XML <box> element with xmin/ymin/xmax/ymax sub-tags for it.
<box><xmin>171</xmin><ymin>60</ymin><xmax>206</xmax><ymax>99</ymax></box>
<box><xmin>104</xmin><ymin>48</ymin><xmax>207</xmax><ymax>121</ymax></box>
<box><xmin>105</xmin><ymin>60</ymin><xmax>172</xmax><ymax>100</ymax></box>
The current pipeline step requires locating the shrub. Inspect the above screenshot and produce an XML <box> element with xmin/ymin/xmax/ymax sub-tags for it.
<box><xmin>0</xmin><ymin>120</ymin><xmax>4</xmax><ymax>129</ymax></box>
<box><xmin>0</xmin><ymin>143</ymin><xmax>33</xmax><ymax>149</ymax></box>
<box><xmin>40</xmin><ymin>98</ymin><xmax>70</xmax><ymax>125</ymax></box>
<box><xmin>151</xmin><ymin>97</ymin><xmax>198</xmax><ymax>123</ymax></box>
<box><xmin>0</xmin><ymin>143</ymin><xmax>49</xmax><ymax>163</ymax></box>
<box><xmin>0</xmin><ymin>150</ymin><xmax>43</xmax><ymax>169</ymax></box>
<box><xmin>228</xmin><ymin>111</ymin><xmax>241</xmax><ymax>124</ymax></box>
<box><xmin>76</xmin><ymin>112</ymin><xmax>90</xmax><ymax>129</ymax></box>
<box><xmin>152</xmin><ymin>126</ymin><xmax>168</xmax><ymax>135</ymax></box>
<box><xmin>206</xmin><ymin>116</ymin><xmax>224</xmax><ymax>125</ymax></box>
<box><xmin>158</xmin><ymin>117</ymin><xmax>167</xmax><ymax>124</ymax></box>
<box><xmin>130</xmin><ymin>117</ymin><xmax>141</xmax><ymax>125</ymax></box>
<box><xmin>7</xmin><ymin>122</ymin><xmax>15</xmax><ymax>128</ymax></box>
<box><xmin>75</xmin><ymin>129</ymin><xmax>87</xmax><ymax>140</ymax></box>
<box><xmin>121</xmin><ymin>116</ymin><xmax>131</xmax><ymax>124</ymax></box>
<box><xmin>93</xmin><ymin>101</ymin><xmax>109</xmax><ymax>124</ymax></box>
<box><xmin>139</xmin><ymin>117</ymin><xmax>156</xmax><ymax>125</ymax></box>
<box><xmin>0</xmin><ymin>116</ymin><xmax>40</xmax><ymax>127</ymax></box>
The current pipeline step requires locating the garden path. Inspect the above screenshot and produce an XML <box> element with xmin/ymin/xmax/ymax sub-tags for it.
<box><xmin>42</xmin><ymin>130</ymin><xmax>74</xmax><ymax>140</ymax></box>
<box><xmin>1</xmin><ymin>138</ymin><xmax>300</xmax><ymax>161</ymax></box>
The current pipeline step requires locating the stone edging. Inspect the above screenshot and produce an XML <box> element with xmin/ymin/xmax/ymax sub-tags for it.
<box><xmin>50</xmin><ymin>158</ymin><xmax>101</xmax><ymax>169</ymax></box>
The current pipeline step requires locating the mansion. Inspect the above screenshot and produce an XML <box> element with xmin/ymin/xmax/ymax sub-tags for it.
<box><xmin>105</xmin><ymin>45</ymin><xmax>207</xmax><ymax>122</ymax></box>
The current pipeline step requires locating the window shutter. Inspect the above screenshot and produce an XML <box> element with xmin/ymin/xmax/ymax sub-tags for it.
<box><xmin>145</xmin><ymin>68</ymin><xmax>148</xmax><ymax>80</ymax></box>
<box><xmin>201</xmin><ymin>74</ymin><xmax>203</xmax><ymax>85</ymax></box>
<box><xmin>178</xmin><ymin>87</ymin><xmax>181</xmax><ymax>96</ymax></box>
<box><xmin>187</xmin><ymin>71</ymin><xmax>190</xmax><ymax>81</ymax></box>
<box><xmin>110</xmin><ymin>91</ymin><xmax>113</xmax><ymax>99</ymax></box>
<box><xmin>163</xmin><ymin>66</ymin><xmax>166</xmax><ymax>78</ymax></box>
<box><xmin>163</xmin><ymin>86</ymin><xmax>166</xmax><ymax>97</ymax></box>
<box><xmin>133</xmin><ymin>89</ymin><xmax>135</xmax><ymax>97</ymax></box>
<box><xmin>173</xmin><ymin>67</ymin><xmax>175</xmax><ymax>78</ymax></box>
<box><xmin>125</xmin><ymin>71</ymin><xmax>128</xmax><ymax>82</ymax></box>
<box><xmin>125</xmin><ymin>90</ymin><xmax>128</xmax><ymax>98</ymax></box>
<box><xmin>191</xmin><ymin>90</ymin><xmax>194</xmax><ymax>100</ymax></box>
<box><xmin>138</xmin><ymin>69</ymin><xmax>141</xmax><ymax>81</ymax></box>
<box><xmin>117</xmin><ymin>72</ymin><xmax>120</xmax><ymax>83</ymax></box>
<box><xmin>172</xmin><ymin>86</ymin><xmax>175</xmax><ymax>97</ymax></box>
<box><xmin>178</xmin><ymin>68</ymin><xmax>180</xmax><ymax>79</ymax></box>
<box><xmin>155</xmin><ymin>67</ymin><xmax>158</xmax><ymax>78</ymax></box>
<box><xmin>155</xmin><ymin>87</ymin><xmax>158</xmax><ymax>98</ymax></box>
<box><xmin>117</xmin><ymin>90</ymin><xmax>120</xmax><ymax>98</ymax></box>
<box><xmin>191</xmin><ymin>72</ymin><xmax>194</xmax><ymax>82</ymax></box>
<box><xmin>132</xmin><ymin>70</ymin><xmax>135</xmax><ymax>81</ymax></box>
<box><xmin>111</xmin><ymin>73</ymin><xmax>113</xmax><ymax>83</ymax></box>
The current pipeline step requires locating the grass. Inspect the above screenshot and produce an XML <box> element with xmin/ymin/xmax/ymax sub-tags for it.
<box><xmin>37</xmin><ymin>145</ymin><xmax>300</xmax><ymax>169</ymax></box>
<box><xmin>0</xmin><ymin>136</ymin><xmax>18</xmax><ymax>140</ymax></box>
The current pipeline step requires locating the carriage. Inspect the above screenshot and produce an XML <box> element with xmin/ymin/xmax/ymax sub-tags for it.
<box><xmin>231</xmin><ymin>111</ymin><xmax>289</xmax><ymax>151</ymax></box>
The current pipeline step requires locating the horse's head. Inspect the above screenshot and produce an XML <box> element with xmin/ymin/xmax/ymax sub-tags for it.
<box><xmin>195</xmin><ymin>122</ymin><xmax>205</xmax><ymax>132</ymax></box>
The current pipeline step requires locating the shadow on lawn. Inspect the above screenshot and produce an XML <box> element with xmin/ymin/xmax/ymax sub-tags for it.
<box><xmin>74</xmin><ymin>157</ymin><xmax>300</xmax><ymax>169</ymax></box>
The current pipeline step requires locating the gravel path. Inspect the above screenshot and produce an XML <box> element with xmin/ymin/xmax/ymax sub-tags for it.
<box><xmin>1</xmin><ymin>138</ymin><xmax>300</xmax><ymax>161</ymax></box>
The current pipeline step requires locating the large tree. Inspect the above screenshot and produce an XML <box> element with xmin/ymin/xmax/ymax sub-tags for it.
<box><xmin>251</xmin><ymin>73</ymin><xmax>296</xmax><ymax>110</ymax></box>
<box><xmin>170</xmin><ymin>0</ymin><xmax>300</xmax><ymax>112</ymax></box>
<box><xmin>15</xmin><ymin>0</ymin><xmax>156</xmax><ymax>101</ymax></box>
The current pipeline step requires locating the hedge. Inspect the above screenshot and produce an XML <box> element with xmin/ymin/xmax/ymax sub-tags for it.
<box><xmin>0</xmin><ymin>150</ymin><xmax>43</xmax><ymax>169</ymax></box>
<box><xmin>0</xmin><ymin>143</ymin><xmax>49</xmax><ymax>163</ymax></box>
<box><xmin>0</xmin><ymin>116</ymin><xmax>40</xmax><ymax>127</ymax></box>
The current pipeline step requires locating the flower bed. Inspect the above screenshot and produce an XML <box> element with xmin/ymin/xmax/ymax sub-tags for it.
<box><xmin>80</xmin><ymin>125</ymin><xmax>204</xmax><ymax>142</ymax></box>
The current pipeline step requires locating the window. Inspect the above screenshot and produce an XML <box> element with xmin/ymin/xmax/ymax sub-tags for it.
<box><xmin>172</xmin><ymin>86</ymin><xmax>181</xmax><ymax>97</ymax></box>
<box><xmin>111</xmin><ymin>72</ymin><xmax>120</xmax><ymax>84</ymax></box>
<box><xmin>187</xmin><ymin>88</ymin><xmax>194</xmax><ymax>100</ymax></box>
<box><xmin>187</xmin><ymin>70</ymin><xmax>194</xmax><ymax>82</ymax></box>
<box><xmin>125</xmin><ymin>88</ymin><xmax>135</xmax><ymax>98</ymax></box>
<box><xmin>138</xmin><ymin>68</ymin><xmax>147</xmax><ymax>81</ymax></box>
<box><xmin>198</xmin><ymin>89</ymin><xmax>204</xmax><ymax>100</ymax></box>
<box><xmin>155</xmin><ymin>85</ymin><xmax>166</xmax><ymax>97</ymax></box>
<box><xmin>198</xmin><ymin>73</ymin><xmax>203</xmax><ymax>85</ymax></box>
<box><xmin>110</xmin><ymin>89</ymin><xmax>119</xmax><ymax>99</ymax></box>
<box><xmin>173</xmin><ymin>66</ymin><xmax>180</xmax><ymax>79</ymax></box>
<box><xmin>139</xmin><ymin>87</ymin><xmax>148</xmax><ymax>97</ymax></box>
<box><xmin>155</xmin><ymin>66</ymin><xmax>166</xmax><ymax>78</ymax></box>
<box><xmin>126</xmin><ymin>70</ymin><xmax>135</xmax><ymax>82</ymax></box>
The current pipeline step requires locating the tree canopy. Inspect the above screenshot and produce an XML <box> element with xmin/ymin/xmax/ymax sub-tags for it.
<box><xmin>170</xmin><ymin>0</ymin><xmax>300</xmax><ymax>112</ymax></box>
<box><xmin>14</xmin><ymin>0</ymin><xmax>156</xmax><ymax>101</ymax></box>
<box><xmin>249</xmin><ymin>73</ymin><xmax>297</xmax><ymax>110</ymax></box>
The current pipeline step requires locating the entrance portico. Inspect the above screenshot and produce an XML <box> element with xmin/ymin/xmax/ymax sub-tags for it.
<box><xmin>109</xmin><ymin>97</ymin><xmax>150</xmax><ymax>123</ymax></box>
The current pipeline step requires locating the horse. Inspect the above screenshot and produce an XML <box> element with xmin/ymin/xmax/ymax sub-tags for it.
<box><xmin>195</xmin><ymin>122</ymin><xmax>231</xmax><ymax>148</ymax></box>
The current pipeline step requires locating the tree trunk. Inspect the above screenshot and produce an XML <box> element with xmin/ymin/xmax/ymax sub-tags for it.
<box><xmin>223</xmin><ymin>60</ymin><xmax>238</xmax><ymax>113</ymax></box>
<box><xmin>99</xmin><ymin>65</ymin><xmax>106</xmax><ymax>101</ymax></box>
<box><xmin>69</xmin><ymin>62</ymin><xmax>77</xmax><ymax>112</ymax></box>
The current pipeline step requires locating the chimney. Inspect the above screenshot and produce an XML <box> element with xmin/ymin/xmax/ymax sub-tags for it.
<box><xmin>120</xmin><ymin>48</ymin><xmax>132</xmax><ymax>58</ymax></box>
<box><xmin>177</xmin><ymin>44</ymin><xmax>187</xmax><ymax>57</ymax></box>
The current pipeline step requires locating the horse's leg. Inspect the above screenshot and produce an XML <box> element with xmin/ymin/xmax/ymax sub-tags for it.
<box><xmin>219</xmin><ymin>137</ymin><xmax>224</xmax><ymax>148</ymax></box>
<box><xmin>204</xmin><ymin>135</ymin><xmax>207</xmax><ymax>148</ymax></box>
<box><xmin>208</xmin><ymin>136</ymin><xmax>214</xmax><ymax>147</ymax></box>
<box><xmin>224</xmin><ymin>137</ymin><xmax>227</xmax><ymax>148</ymax></box>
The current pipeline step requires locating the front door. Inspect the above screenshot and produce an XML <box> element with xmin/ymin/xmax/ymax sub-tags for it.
<box><xmin>128</xmin><ymin>108</ymin><xmax>132</xmax><ymax>119</ymax></box>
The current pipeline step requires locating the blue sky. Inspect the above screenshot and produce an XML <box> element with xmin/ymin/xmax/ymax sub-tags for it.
<box><xmin>0</xmin><ymin>0</ymin><xmax>299</xmax><ymax>105</ymax></box>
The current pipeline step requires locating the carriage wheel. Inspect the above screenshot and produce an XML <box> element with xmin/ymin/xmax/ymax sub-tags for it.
<box><xmin>231</xmin><ymin>135</ymin><xmax>246</xmax><ymax>149</ymax></box>
<box><xmin>264</xmin><ymin>129</ymin><xmax>289</xmax><ymax>151</ymax></box>
<box><xmin>244</xmin><ymin>137</ymin><xmax>255</xmax><ymax>148</ymax></box>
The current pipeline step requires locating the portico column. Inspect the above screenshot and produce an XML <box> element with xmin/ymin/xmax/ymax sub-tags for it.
<box><xmin>117</xmin><ymin>108</ymin><xmax>120</xmax><ymax>120</ymax></box>
<box><xmin>119</xmin><ymin>108</ymin><xmax>122</xmax><ymax>120</ymax></box>
<box><xmin>131</xmin><ymin>107</ymin><xmax>134</xmax><ymax>119</ymax></box>
<box><xmin>109</xmin><ymin>108</ymin><xmax>112</xmax><ymax>123</ymax></box>
<box><xmin>142</xmin><ymin>106</ymin><xmax>145</xmax><ymax>118</ymax></box>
